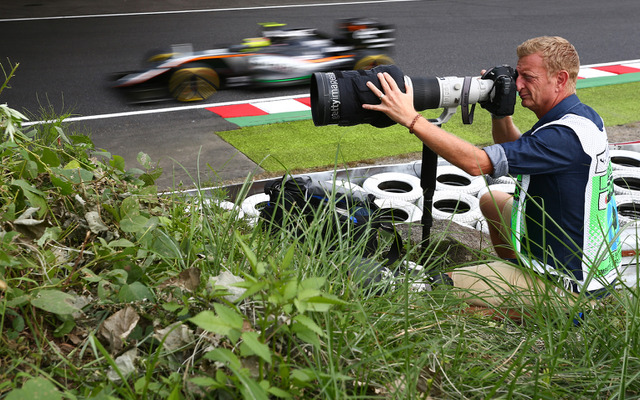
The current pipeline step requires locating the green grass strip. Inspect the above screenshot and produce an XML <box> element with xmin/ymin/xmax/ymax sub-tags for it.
<box><xmin>217</xmin><ymin>81</ymin><xmax>640</xmax><ymax>173</ymax></box>
<box><xmin>577</xmin><ymin>72</ymin><xmax>640</xmax><ymax>89</ymax></box>
<box><xmin>227</xmin><ymin>111</ymin><xmax>311</xmax><ymax>127</ymax></box>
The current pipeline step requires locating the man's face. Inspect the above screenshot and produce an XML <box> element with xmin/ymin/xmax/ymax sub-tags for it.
<box><xmin>516</xmin><ymin>53</ymin><xmax>560</xmax><ymax>118</ymax></box>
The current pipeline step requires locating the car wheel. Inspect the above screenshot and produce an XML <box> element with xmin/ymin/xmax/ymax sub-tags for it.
<box><xmin>353</xmin><ymin>54</ymin><xmax>394</xmax><ymax>70</ymax></box>
<box><xmin>169</xmin><ymin>64</ymin><xmax>220</xmax><ymax>102</ymax></box>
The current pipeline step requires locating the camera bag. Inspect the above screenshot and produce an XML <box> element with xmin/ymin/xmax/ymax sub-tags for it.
<box><xmin>259</xmin><ymin>175</ymin><xmax>404</xmax><ymax>291</ymax></box>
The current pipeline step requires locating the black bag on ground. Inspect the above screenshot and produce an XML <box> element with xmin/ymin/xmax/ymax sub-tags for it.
<box><xmin>259</xmin><ymin>175</ymin><xmax>404</xmax><ymax>278</ymax></box>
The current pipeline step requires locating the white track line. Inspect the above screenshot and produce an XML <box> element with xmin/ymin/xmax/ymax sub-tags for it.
<box><xmin>0</xmin><ymin>0</ymin><xmax>420</xmax><ymax>22</ymax></box>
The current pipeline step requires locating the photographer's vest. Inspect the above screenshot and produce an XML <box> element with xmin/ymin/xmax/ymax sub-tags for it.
<box><xmin>510</xmin><ymin>114</ymin><xmax>622</xmax><ymax>292</ymax></box>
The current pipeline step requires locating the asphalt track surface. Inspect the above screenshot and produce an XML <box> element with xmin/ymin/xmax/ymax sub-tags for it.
<box><xmin>1</xmin><ymin>0</ymin><xmax>639</xmax><ymax>189</ymax></box>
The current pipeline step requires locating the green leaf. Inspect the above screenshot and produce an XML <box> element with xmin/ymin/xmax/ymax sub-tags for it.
<box><xmin>137</xmin><ymin>152</ymin><xmax>153</xmax><ymax>168</ymax></box>
<box><xmin>110</xmin><ymin>155</ymin><xmax>126</xmax><ymax>172</ymax></box>
<box><xmin>11</xmin><ymin>179</ymin><xmax>46</xmax><ymax>197</ymax></box>
<box><xmin>30</xmin><ymin>290</ymin><xmax>81</xmax><ymax>315</ymax></box>
<box><xmin>203</xmin><ymin>348</ymin><xmax>242</xmax><ymax>370</ymax></box>
<box><xmin>291</xmin><ymin>324</ymin><xmax>320</xmax><ymax>347</ymax></box>
<box><xmin>267</xmin><ymin>386</ymin><xmax>292</xmax><ymax>399</ymax></box>
<box><xmin>290</xmin><ymin>369</ymin><xmax>315</xmax><ymax>385</ymax></box>
<box><xmin>299</xmin><ymin>276</ymin><xmax>326</xmax><ymax>291</ymax></box>
<box><xmin>205</xmin><ymin>349</ymin><xmax>269</xmax><ymax>400</ymax></box>
<box><xmin>54</xmin><ymin>318</ymin><xmax>76</xmax><ymax>338</ymax></box>
<box><xmin>5</xmin><ymin>376</ymin><xmax>62</xmax><ymax>400</ymax></box>
<box><xmin>236</xmin><ymin>232</ymin><xmax>265</xmax><ymax>276</ymax></box>
<box><xmin>40</xmin><ymin>147</ymin><xmax>61</xmax><ymax>167</ymax></box>
<box><xmin>36</xmin><ymin>227</ymin><xmax>62</xmax><ymax>246</ymax></box>
<box><xmin>56</xmin><ymin>166</ymin><xmax>94</xmax><ymax>184</ymax></box>
<box><xmin>304</xmin><ymin>294</ymin><xmax>348</xmax><ymax>312</ymax></box>
<box><xmin>189</xmin><ymin>376</ymin><xmax>223</xmax><ymax>389</ymax></box>
<box><xmin>190</xmin><ymin>307</ymin><xmax>243</xmax><ymax>343</ymax></box>
<box><xmin>282</xmin><ymin>242</ymin><xmax>296</xmax><ymax>269</ymax></box>
<box><xmin>6</xmin><ymin>294</ymin><xmax>31</xmax><ymax>308</ymax></box>
<box><xmin>119</xmin><ymin>214</ymin><xmax>149</xmax><ymax>233</ymax></box>
<box><xmin>107</xmin><ymin>238</ymin><xmax>136</xmax><ymax>248</ymax></box>
<box><xmin>117</xmin><ymin>282</ymin><xmax>154</xmax><ymax>302</ymax></box>
<box><xmin>49</xmin><ymin>174</ymin><xmax>73</xmax><ymax>195</ymax></box>
<box><xmin>293</xmin><ymin>315</ymin><xmax>324</xmax><ymax>337</ymax></box>
<box><xmin>240</xmin><ymin>331</ymin><xmax>272</xmax><ymax>363</ymax></box>
<box><xmin>119</xmin><ymin>196</ymin><xmax>140</xmax><ymax>220</ymax></box>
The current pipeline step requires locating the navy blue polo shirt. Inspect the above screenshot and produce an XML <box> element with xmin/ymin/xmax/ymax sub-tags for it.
<box><xmin>484</xmin><ymin>94</ymin><xmax>605</xmax><ymax>280</ymax></box>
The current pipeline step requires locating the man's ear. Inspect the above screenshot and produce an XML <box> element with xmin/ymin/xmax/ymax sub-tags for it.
<box><xmin>556</xmin><ymin>70</ymin><xmax>570</xmax><ymax>92</ymax></box>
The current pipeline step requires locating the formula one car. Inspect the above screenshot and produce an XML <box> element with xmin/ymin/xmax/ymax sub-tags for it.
<box><xmin>112</xmin><ymin>18</ymin><xmax>395</xmax><ymax>103</ymax></box>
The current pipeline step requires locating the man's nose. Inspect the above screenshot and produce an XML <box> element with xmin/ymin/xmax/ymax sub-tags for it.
<box><xmin>515</xmin><ymin>75</ymin><xmax>525</xmax><ymax>92</ymax></box>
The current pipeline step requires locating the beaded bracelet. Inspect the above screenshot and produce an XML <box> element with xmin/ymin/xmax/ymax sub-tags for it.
<box><xmin>408</xmin><ymin>114</ymin><xmax>423</xmax><ymax>134</ymax></box>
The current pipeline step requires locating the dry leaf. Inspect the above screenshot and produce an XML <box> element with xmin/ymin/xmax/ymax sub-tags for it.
<box><xmin>99</xmin><ymin>306</ymin><xmax>140</xmax><ymax>352</ymax></box>
<box><xmin>206</xmin><ymin>270</ymin><xmax>245</xmax><ymax>302</ymax></box>
<box><xmin>106</xmin><ymin>348</ymin><xmax>138</xmax><ymax>382</ymax></box>
<box><xmin>154</xmin><ymin>322</ymin><xmax>195</xmax><ymax>352</ymax></box>
<box><xmin>158</xmin><ymin>267</ymin><xmax>201</xmax><ymax>292</ymax></box>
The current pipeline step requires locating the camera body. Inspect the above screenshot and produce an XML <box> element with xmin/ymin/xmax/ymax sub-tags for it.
<box><xmin>310</xmin><ymin>64</ymin><xmax>517</xmax><ymax>127</ymax></box>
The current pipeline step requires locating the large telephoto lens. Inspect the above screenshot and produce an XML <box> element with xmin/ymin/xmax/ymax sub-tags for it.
<box><xmin>311</xmin><ymin>64</ymin><xmax>441</xmax><ymax>127</ymax></box>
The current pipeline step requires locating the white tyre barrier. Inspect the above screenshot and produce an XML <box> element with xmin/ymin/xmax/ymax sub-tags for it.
<box><xmin>486</xmin><ymin>174</ymin><xmax>517</xmax><ymax>186</ymax></box>
<box><xmin>436</xmin><ymin>165</ymin><xmax>485</xmax><ymax>196</ymax></box>
<box><xmin>321</xmin><ymin>179</ymin><xmax>366</xmax><ymax>195</ymax></box>
<box><xmin>241</xmin><ymin>193</ymin><xmax>270</xmax><ymax>218</ymax></box>
<box><xmin>476</xmin><ymin>219</ymin><xmax>490</xmax><ymax>234</ymax></box>
<box><xmin>374</xmin><ymin>198</ymin><xmax>423</xmax><ymax>224</ymax></box>
<box><xmin>431</xmin><ymin>191</ymin><xmax>482</xmax><ymax>228</ymax></box>
<box><xmin>613</xmin><ymin>170</ymin><xmax>640</xmax><ymax>196</ymax></box>
<box><xmin>476</xmin><ymin>183</ymin><xmax>517</xmax><ymax>200</ymax></box>
<box><xmin>212</xmin><ymin>199</ymin><xmax>245</xmax><ymax>219</ymax></box>
<box><xmin>362</xmin><ymin>172</ymin><xmax>423</xmax><ymax>204</ymax></box>
<box><xmin>616</xmin><ymin>194</ymin><xmax>640</xmax><ymax>224</ymax></box>
<box><xmin>618</xmin><ymin>221</ymin><xmax>640</xmax><ymax>286</ymax></box>
<box><xmin>610</xmin><ymin>149</ymin><xmax>640</xmax><ymax>171</ymax></box>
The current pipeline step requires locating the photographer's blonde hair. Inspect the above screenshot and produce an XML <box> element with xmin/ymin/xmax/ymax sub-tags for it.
<box><xmin>517</xmin><ymin>36</ymin><xmax>580</xmax><ymax>93</ymax></box>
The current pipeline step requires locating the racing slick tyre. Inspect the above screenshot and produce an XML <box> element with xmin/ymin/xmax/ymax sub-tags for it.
<box><xmin>436</xmin><ymin>165</ymin><xmax>486</xmax><ymax>196</ymax></box>
<box><xmin>362</xmin><ymin>172</ymin><xmax>423</xmax><ymax>204</ymax></box>
<box><xmin>169</xmin><ymin>63</ymin><xmax>221</xmax><ymax>102</ymax></box>
<box><xmin>431</xmin><ymin>191</ymin><xmax>482</xmax><ymax>228</ymax></box>
<box><xmin>373</xmin><ymin>198</ymin><xmax>423</xmax><ymax>224</ymax></box>
<box><xmin>616</xmin><ymin>194</ymin><xmax>640</xmax><ymax>225</ymax></box>
<box><xmin>613</xmin><ymin>170</ymin><xmax>640</xmax><ymax>196</ymax></box>
<box><xmin>353</xmin><ymin>54</ymin><xmax>395</xmax><ymax>70</ymax></box>
<box><xmin>610</xmin><ymin>149</ymin><xmax>640</xmax><ymax>171</ymax></box>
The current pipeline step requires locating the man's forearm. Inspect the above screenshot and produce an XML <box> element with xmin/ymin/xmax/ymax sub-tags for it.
<box><xmin>491</xmin><ymin>116</ymin><xmax>521</xmax><ymax>144</ymax></box>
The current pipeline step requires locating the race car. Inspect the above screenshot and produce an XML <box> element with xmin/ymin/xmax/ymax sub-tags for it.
<box><xmin>112</xmin><ymin>18</ymin><xmax>395</xmax><ymax>103</ymax></box>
